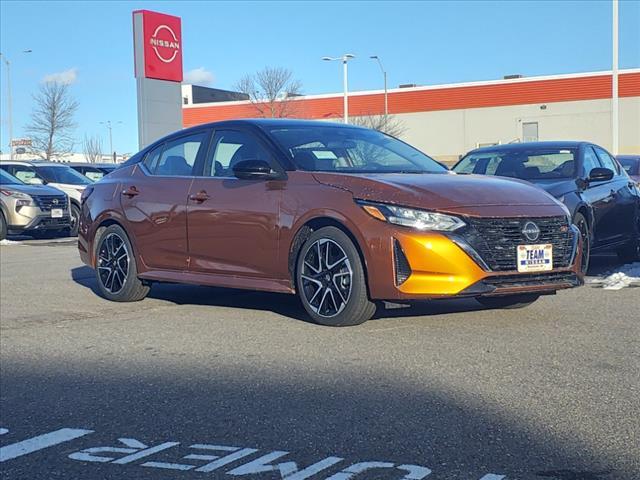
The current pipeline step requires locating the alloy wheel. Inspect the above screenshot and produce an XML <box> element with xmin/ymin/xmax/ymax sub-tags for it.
<box><xmin>97</xmin><ymin>233</ymin><xmax>130</xmax><ymax>294</ymax></box>
<box><xmin>300</xmin><ymin>238</ymin><xmax>353</xmax><ymax>318</ymax></box>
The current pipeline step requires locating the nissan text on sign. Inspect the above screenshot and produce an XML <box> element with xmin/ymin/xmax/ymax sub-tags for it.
<box><xmin>133</xmin><ymin>9</ymin><xmax>184</xmax><ymax>148</ymax></box>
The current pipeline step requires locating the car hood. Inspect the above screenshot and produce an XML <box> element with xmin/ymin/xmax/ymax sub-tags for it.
<box><xmin>312</xmin><ymin>172</ymin><xmax>566</xmax><ymax>217</ymax></box>
<box><xmin>520</xmin><ymin>178</ymin><xmax>578</xmax><ymax>198</ymax></box>
<box><xmin>0</xmin><ymin>183</ymin><xmax>65</xmax><ymax>196</ymax></box>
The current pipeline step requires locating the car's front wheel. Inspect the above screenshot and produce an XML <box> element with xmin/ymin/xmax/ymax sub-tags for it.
<box><xmin>477</xmin><ymin>294</ymin><xmax>540</xmax><ymax>309</ymax></box>
<box><xmin>573</xmin><ymin>212</ymin><xmax>591</xmax><ymax>274</ymax></box>
<box><xmin>295</xmin><ymin>226</ymin><xmax>375</xmax><ymax>326</ymax></box>
<box><xmin>95</xmin><ymin>224</ymin><xmax>149</xmax><ymax>302</ymax></box>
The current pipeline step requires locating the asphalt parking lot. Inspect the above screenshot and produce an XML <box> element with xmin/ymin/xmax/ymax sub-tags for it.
<box><xmin>0</xmin><ymin>240</ymin><xmax>638</xmax><ymax>480</ymax></box>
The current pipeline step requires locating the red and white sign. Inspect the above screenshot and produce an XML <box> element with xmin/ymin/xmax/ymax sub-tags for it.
<box><xmin>133</xmin><ymin>10</ymin><xmax>183</xmax><ymax>82</ymax></box>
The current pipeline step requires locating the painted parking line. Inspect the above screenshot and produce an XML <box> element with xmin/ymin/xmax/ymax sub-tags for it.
<box><xmin>1</xmin><ymin>425</ymin><xmax>507</xmax><ymax>479</ymax></box>
<box><xmin>0</xmin><ymin>428</ymin><xmax>93</xmax><ymax>462</ymax></box>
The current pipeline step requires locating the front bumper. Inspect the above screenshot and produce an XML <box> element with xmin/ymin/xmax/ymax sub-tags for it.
<box><xmin>7</xmin><ymin>214</ymin><xmax>71</xmax><ymax>234</ymax></box>
<box><xmin>368</xmin><ymin>227</ymin><xmax>583</xmax><ymax>301</ymax></box>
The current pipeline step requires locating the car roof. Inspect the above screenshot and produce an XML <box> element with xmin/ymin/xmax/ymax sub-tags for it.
<box><xmin>467</xmin><ymin>141</ymin><xmax>589</xmax><ymax>154</ymax></box>
<box><xmin>67</xmin><ymin>162</ymin><xmax>118</xmax><ymax>167</ymax></box>
<box><xmin>616</xmin><ymin>155</ymin><xmax>640</xmax><ymax>160</ymax></box>
<box><xmin>0</xmin><ymin>160</ymin><xmax>73</xmax><ymax>166</ymax></box>
<box><xmin>178</xmin><ymin>118</ymin><xmax>363</xmax><ymax>136</ymax></box>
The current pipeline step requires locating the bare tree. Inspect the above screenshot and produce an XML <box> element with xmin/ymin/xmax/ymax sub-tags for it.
<box><xmin>26</xmin><ymin>82</ymin><xmax>79</xmax><ymax>160</ymax></box>
<box><xmin>349</xmin><ymin>114</ymin><xmax>406</xmax><ymax>138</ymax></box>
<box><xmin>234</xmin><ymin>66</ymin><xmax>302</xmax><ymax>118</ymax></box>
<box><xmin>83</xmin><ymin>134</ymin><xmax>103</xmax><ymax>163</ymax></box>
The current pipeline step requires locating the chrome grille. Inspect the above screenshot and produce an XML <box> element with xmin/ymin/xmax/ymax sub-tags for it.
<box><xmin>31</xmin><ymin>195</ymin><xmax>68</xmax><ymax>212</ymax></box>
<box><xmin>460</xmin><ymin>216</ymin><xmax>574</xmax><ymax>271</ymax></box>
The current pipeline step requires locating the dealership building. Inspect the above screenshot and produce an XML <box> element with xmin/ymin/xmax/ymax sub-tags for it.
<box><xmin>182</xmin><ymin>69</ymin><xmax>640</xmax><ymax>164</ymax></box>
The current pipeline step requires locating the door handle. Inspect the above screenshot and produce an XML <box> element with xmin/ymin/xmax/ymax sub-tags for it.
<box><xmin>121</xmin><ymin>186</ymin><xmax>139</xmax><ymax>198</ymax></box>
<box><xmin>189</xmin><ymin>191</ymin><xmax>210</xmax><ymax>203</ymax></box>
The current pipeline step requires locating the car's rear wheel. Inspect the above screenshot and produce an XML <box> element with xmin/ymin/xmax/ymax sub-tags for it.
<box><xmin>295</xmin><ymin>226</ymin><xmax>375</xmax><ymax>326</ymax></box>
<box><xmin>573</xmin><ymin>212</ymin><xmax>590</xmax><ymax>274</ymax></box>
<box><xmin>0</xmin><ymin>212</ymin><xmax>7</xmax><ymax>241</ymax></box>
<box><xmin>477</xmin><ymin>294</ymin><xmax>540</xmax><ymax>309</ymax></box>
<box><xmin>95</xmin><ymin>224</ymin><xmax>149</xmax><ymax>302</ymax></box>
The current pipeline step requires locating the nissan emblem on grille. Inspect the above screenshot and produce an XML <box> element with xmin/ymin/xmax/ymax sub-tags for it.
<box><xmin>52</xmin><ymin>198</ymin><xmax>59</xmax><ymax>205</ymax></box>
<box><xmin>522</xmin><ymin>221</ymin><xmax>541</xmax><ymax>242</ymax></box>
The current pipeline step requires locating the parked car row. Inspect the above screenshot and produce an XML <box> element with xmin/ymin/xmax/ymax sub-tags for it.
<box><xmin>77</xmin><ymin>119</ymin><xmax>639</xmax><ymax>327</ymax></box>
<box><xmin>0</xmin><ymin>169</ymin><xmax>72</xmax><ymax>240</ymax></box>
<box><xmin>0</xmin><ymin>160</ymin><xmax>120</xmax><ymax>239</ymax></box>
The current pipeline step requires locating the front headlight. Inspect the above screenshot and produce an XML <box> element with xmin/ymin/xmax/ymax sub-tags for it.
<box><xmin>0</xmin><ymin>189</ymin><xmax>33</xmax><ymax>203</ymax></box>
<box><xmin>357</xmin><ymin>200</ymin><xmax>466</xmax><ymax>232</ymax></box>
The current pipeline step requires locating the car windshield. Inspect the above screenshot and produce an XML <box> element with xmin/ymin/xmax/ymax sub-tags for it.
<box><xmin>453</xmin><ymin>148</ymin><xmax>577</xmax><ymax>180</ymax></box>
<box><xmin>618</xmin><ymin>158</ymin><xmax>638</xmax><ymax>175</ymax></box>
<box><xmin>36</xmin><ymin>165</ymin><xmax>92</xmax><ymax>185</ymax></box>
<box><xmin>0</xmin><ymin>169</ymin><xmax>23</xmax><ymax>185</ymax></box>
<box><xmin>269</xmin><ymin>126</ymin><xmax>448</xmax><ymax>174</ymax></box>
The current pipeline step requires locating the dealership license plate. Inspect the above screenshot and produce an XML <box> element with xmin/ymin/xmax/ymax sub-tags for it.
<box><xmin>517</xmin><ymin>244</ymin><xmax>553</xmax><ymax>272</ymax></box>
<box><xmin>51</xmin><ymin>208</ymin><xmax>63</xmax><ymax>218</ymax></box>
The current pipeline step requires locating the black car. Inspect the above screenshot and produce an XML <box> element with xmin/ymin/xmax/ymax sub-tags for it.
<box><xmin>68</xmin><ymin>163</ymin><xmax>118</xmax><ymax>182</ymax></box>
<box><xmin>617</xmin><ymin>155</ymin><xmax>640</xmax><ymax>185</ymax></box>
<box><xmin>452</xmin><ymin>141</ymin><xmax>640</xmax><ymax>270</ymax></box>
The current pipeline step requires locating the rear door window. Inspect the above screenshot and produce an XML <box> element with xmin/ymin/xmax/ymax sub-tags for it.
<box><xmin>145</xmin><ymin>132</ymin><xmax>207</xmax><ymax>176</ymax></box>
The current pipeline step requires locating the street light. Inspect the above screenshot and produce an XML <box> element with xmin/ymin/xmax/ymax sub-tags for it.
<box><xmin>100</xmin><ymin>120</ymin><xmax>123</xmax><ymax>159</ymax></box>
<box><xmin>0</xmin><ymin>49</ymin><xmax>32</xmax><ymax>160</ymax></box>
<box><xmin>612</xmin><ymin>0</ymin><xmax>619</xmax><ymax>155</ymax></box>
<box><xmin>370</xmin><ymin>55</ymin><xmax>388</xmax><ymax>118</ymax></box>
<box><xmin>322</xmin><ymin>54</ymin><xmax>355</xmax><ymax>123</ymax></box>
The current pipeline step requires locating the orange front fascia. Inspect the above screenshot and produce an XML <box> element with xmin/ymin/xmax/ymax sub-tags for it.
<box><xmin>393</xmin><ymin>231</ymin><xmax>487</xmax><ymax>296</ymax></box>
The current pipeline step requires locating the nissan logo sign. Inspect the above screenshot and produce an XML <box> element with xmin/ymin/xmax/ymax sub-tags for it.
<box><xmin>522</xmin><ymin>221</ymin><xmax>541</xmax><ymax>242</ymax></box>
<box><xmin>149</xmin><ymin>24</ymin><xmax>180</xmax><ymax>63</ymax></box>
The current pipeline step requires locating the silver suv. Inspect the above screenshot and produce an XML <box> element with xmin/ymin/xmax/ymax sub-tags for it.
<box><xmin>0</xmin><ymin>169</ymin><xmax>71</xmax><ymax>240</ymax></box>
<box><xmin>0</xmin><ymin>160</ymin><xmax>92</xmax><ymax>236</ymax></box>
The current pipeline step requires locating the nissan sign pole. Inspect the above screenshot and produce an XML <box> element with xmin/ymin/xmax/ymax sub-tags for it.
<box><xmin>132</xmin><ymin>10</ymin><xmax>183</xmax><ymax>149</ymax></box>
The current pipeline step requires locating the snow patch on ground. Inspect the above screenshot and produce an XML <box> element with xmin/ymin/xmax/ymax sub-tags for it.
<box><xmin>591</xmin><ymin>262</ymin><xmax>640</xmax><ymax>290</ymax></box>
<box><xmin>0</xmin><ymin>239</ymin><xmax>22</xmax><ymax>246</ymax></box>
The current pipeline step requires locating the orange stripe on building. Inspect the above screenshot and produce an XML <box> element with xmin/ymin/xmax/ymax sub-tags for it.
<box><xmin>183</xmin><ymin>72</ymin><xmax>640</xmax><ymax>128</ymax></box>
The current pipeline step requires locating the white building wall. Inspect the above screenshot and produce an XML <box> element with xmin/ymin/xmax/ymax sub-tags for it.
<box><xmin>396</xmin><ymin>97</ymin><xmax>640</xmax><ymax>164</ymax></box>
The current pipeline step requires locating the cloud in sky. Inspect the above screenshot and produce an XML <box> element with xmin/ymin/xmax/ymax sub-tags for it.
<box><xmin>42</xmin><ymin>68</ymin><xmax>78</xmax><ymax>85</ymax></box>
<box><xmin>184</xmin><ymin>67</ymin><xmax>215</xmax><ymax>86</ymax></box>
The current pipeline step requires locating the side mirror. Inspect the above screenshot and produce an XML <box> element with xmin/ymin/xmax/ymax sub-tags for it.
<box><xmin>232</xmin><ymin>159</ymin><xmax>279</xmax><ymax>180</ymax></box>
<box><xmin>588</xmin><ymin>167</ymin><xmax>614</xmax><ymax>183</ymax></box>
<box><xmin>26</xmin><ymin>177</ymin><xmax>44</xmax><ymax>185</ymax></box>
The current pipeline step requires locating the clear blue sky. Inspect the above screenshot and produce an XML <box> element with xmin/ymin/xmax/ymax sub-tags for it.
<box><xmin>1</xmin><ymin>0</ymin><xmax>639</xmax><ymax>155</ymax></box>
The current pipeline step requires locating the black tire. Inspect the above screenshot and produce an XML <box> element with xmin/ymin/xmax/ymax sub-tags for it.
<box><xmin>573</xmin><ymin>212</ymin><xmax>591</xmax><ymax>274</ymax></box>
<box><xmin>295</xmin><ymin>226</ymin><xmax>375</xmax><ymax>326</ymax></box>
<box><xmin>477</xmin><ymin>294</ymin><xmax>540</xmax><ymax>309</ymax></box>
<box><xmin>94</xmin><ymin>224</ymin><xmax>150</xmax><ymax>302</ymax></box>
<box><xmin>0</xmin><ymin>212</ymin><xmax>7</xmax><ymax>241</ymax></box>
<box><xmin>69</xmin><ymin>203</ymin><xmax>80</xmax><ymax>237</ymax></box>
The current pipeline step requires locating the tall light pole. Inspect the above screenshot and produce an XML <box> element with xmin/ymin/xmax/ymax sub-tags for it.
<box><xmin>322</xmin><ymin>54</ymin><xmax>355</xmax><ymax>123</ymax></box>
<box><xmin>612</xmin><ymin>0</ymin><xmax>619</xmax><ymax>155</ymax></box>
<box><xmin>370</xmin><ymin>55</ymin><xmax>388</xmax><ymax>118</ymax></box>
<box><xmin>0</xmin><ymin>49</ymin><xmax>32</xmax><ymax>160</ymax></box>
<box><xmin>100</xmin><ymin>120</ymin><xmax>122</xmax><ymax>159</ymax></box>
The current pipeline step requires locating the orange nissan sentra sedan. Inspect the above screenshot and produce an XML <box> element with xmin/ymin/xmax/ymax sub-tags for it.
<box><xmin>78</xmin><ymin>120</ymin><xmax>583</xmax><ymax>326</ymax></box>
